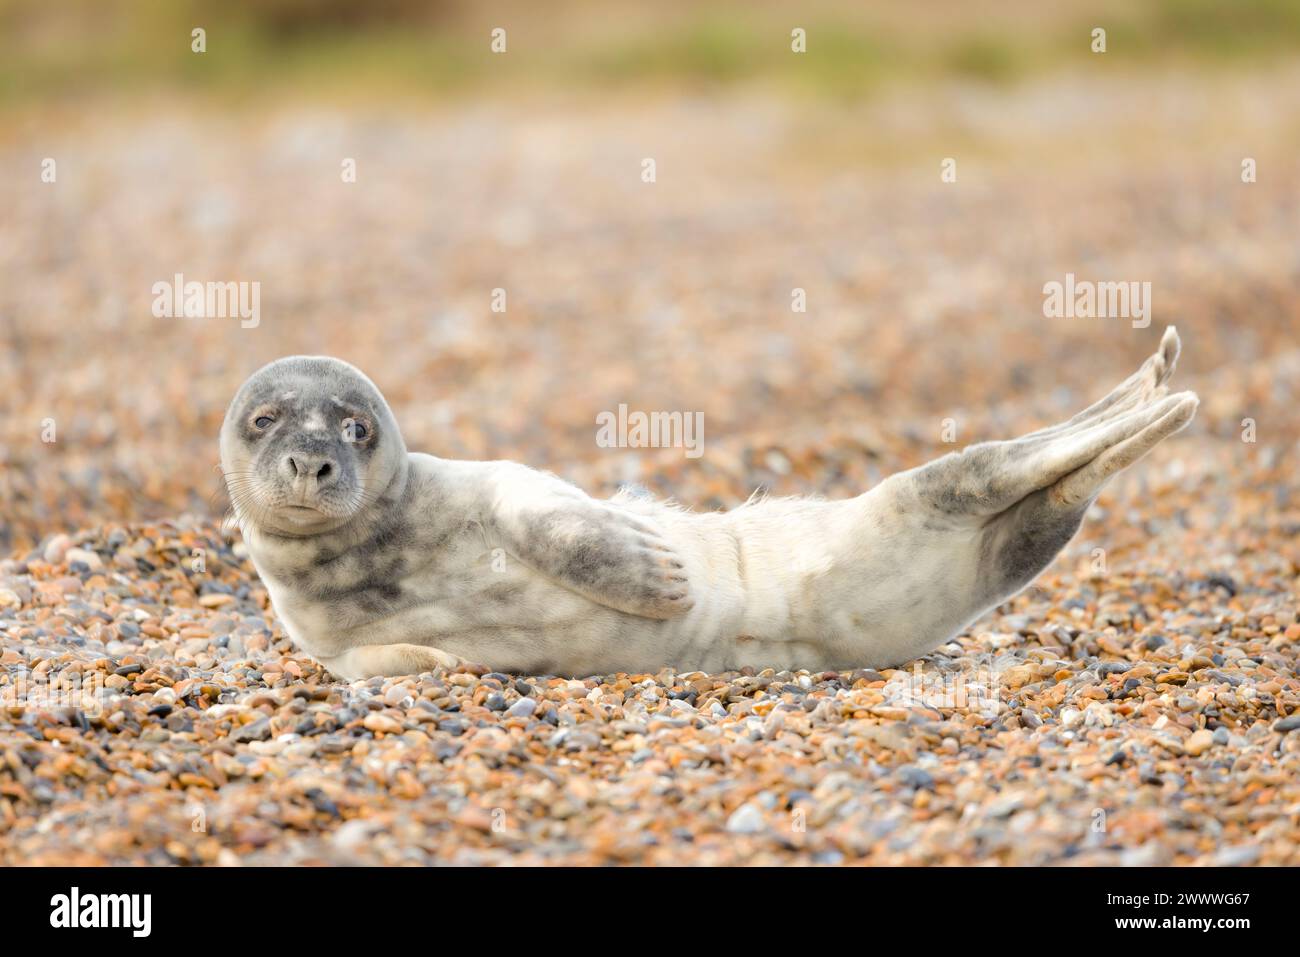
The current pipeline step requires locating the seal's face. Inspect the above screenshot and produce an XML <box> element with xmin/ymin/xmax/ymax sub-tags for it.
<box><xmin>219</xmin><ymin>357</ymin><xmax>406</xmax><ymax>536</ymax></box>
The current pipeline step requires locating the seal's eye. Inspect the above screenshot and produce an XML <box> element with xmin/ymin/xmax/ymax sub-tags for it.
<box><xmin>343</xmin><ymin>419</ymin><xmax>369</xmax><ymax>442</ymax></box>
<box><xmin>253</xmin><ymin>415</ymin><xmax>274</xmax><ymax>430</ymax></box>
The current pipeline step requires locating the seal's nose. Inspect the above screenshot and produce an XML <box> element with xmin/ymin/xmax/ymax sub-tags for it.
<box><xmin>282</xmin><ymin>453</ymin><xmax>338</xmax><ymax>491</ymax></box>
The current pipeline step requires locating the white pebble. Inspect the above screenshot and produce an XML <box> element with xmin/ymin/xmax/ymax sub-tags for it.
<box><xmin>725</xmin><ymin>802</ymin><xmax>766</xmax><ymax>834</ymax></box>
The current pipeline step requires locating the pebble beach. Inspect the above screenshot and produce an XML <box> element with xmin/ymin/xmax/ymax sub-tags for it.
<box><xmin>1</xmin><ymin>67</ymin><xmax>1298</xmax><ymax>865</ymax></box>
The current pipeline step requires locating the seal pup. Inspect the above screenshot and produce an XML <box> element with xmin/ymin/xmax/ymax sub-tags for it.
<box><xmin>220</xmin><ymin>327</ymin><xmax>1197</xmax><ymax>680</ymax></box>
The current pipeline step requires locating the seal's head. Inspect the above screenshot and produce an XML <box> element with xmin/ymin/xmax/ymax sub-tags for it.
<box><xmin>219</xmin><ymin>357</ymin><xmax>407</xmax><ymax>536</ymax></box>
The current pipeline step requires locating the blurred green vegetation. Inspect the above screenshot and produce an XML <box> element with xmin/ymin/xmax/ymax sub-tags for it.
<box><xmin>2</xmin><ymin>0</ymin><xmax>1299</xmax><ymax>106</ymax></box>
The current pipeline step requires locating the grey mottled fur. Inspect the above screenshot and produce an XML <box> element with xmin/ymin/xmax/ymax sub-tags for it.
<box><xmin>219</xmin><ymin>328</ymin><xmax>1197</xmax><ymax>680</ymax></box>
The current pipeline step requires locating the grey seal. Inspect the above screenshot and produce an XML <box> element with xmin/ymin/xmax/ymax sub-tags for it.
<box><xmin>219</xmin><ymin>326</ymin><xmax>1196</xmax><ymax>680</ymax></box>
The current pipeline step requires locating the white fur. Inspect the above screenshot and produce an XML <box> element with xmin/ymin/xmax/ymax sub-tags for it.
<box><xmin>227</xmin><ymin>330</ymin><xmax>1197</xmax><ymax>679</ymax></box>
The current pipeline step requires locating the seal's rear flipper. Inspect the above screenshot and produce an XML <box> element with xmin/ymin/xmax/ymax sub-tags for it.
<box><xmin>977</xmin><ymin>389</ymin><xmax>1197</xmax><ymax>602</ymax></box>
<box><xmin>1046</xmin><ymin>391</ymin><xmax>1198</xmax><ymax>508</ymax></box>
<box><xmin>1020</xmin><ymin>325</ymin><xmax>1180</xmax><ymax>442</ymax></box>
<box><xmin>910</xmin><ymin>326</ymin><xmax>1193</xmax><ymax>518</ymax></box>
<box><xmin>971</xmin><ymin>329</ymin><xmax>1197</xmax><ymax>602</ymax></box>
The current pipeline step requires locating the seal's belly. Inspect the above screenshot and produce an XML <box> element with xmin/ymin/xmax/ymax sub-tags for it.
<box><xmin>316</xmin><ymin>545</ymin><xmax>644</xmax><ymax>670</ymax></box>
<box><xmin>259</xmin><ymin>504</ymin><xmax>903</xmax><ymax>677</ymax></box>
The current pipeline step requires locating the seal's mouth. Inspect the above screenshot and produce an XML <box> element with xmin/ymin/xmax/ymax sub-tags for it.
<box><xmin>277</xmin><ymin>503</ymin><xmax>330</xmax><ymax>524</ymax></box>
<box><xmin>222</xmin><ymin>467</ymin><xmax>366</xmax><ymax>534</ymax></box>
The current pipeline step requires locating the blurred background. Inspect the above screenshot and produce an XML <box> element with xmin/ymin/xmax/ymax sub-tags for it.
<box><xmin>0</xmin><ymin>0</ymin><xmax>1297</xmax><ymax>554</ymax></box>
<box><xmin>5</xmin><ymin>1</ymin><xmax>1300</xmax><ymax>869</ymax></box>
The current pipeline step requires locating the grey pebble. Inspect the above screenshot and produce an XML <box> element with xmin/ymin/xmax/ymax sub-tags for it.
<box><xmin>231</xmin><ymin>717</ymin><xmax>271</xmax><ymax>743</ymax></box>
<box><xmin>505</xmin><ymin>697</ymin><xmax>537</xmax><ymax>718</ymax></box>
<box><xmin>897</xmin><ymin>765</ymin><xmax>936</xmax><ymax>791</ymax></box>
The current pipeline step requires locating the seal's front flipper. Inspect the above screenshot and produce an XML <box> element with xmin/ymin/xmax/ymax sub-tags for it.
<box><xmin>511</xmin><ymin>504</ymin><xmax>692</xmax><ymax>619</ymax></box>
<box><xmin>489</xmin><ymin>466</ymin><xmax>692</xmax><ymax>620</ymax></box>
